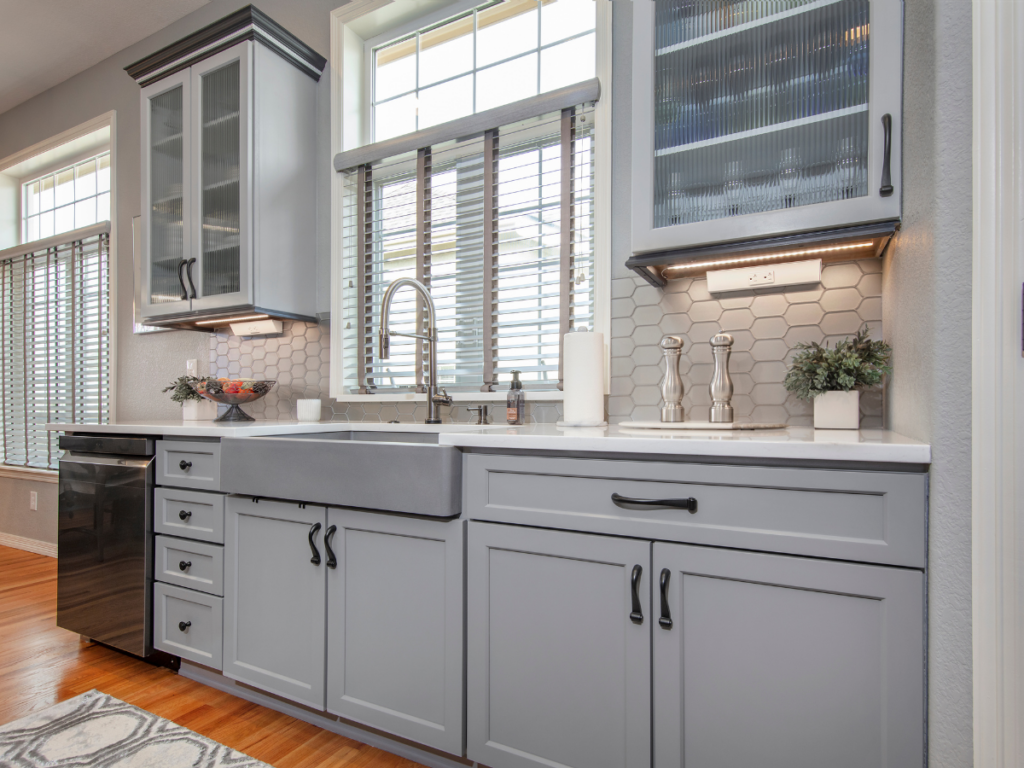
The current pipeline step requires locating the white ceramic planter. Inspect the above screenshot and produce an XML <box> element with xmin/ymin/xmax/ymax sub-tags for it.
<box><xmin>182</xmin><ymin>399</ymin><xmax>218</xmax><ymax>421</ymax></box>
<box><xmin>813</xmin><ymin>390</ymin><xmax>861</xmax><ymax>430</ymax></box>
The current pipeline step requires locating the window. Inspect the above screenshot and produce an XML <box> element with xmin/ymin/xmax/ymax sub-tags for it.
<box><xmin>0</xmin><ymin>227</ymin><xmax>111</xmax><ymax>468</ymax></box>
<box><xmin>372</xmin><ymin>0</ymin><xmax>597</xmax><ymax>141</ymax></box>
<box><xmin>22</xmin><ymin>152</ymin><xmax>111</xmax><ymax>243</ymax></box>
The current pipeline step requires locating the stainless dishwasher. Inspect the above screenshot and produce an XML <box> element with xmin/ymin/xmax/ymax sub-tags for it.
<box><xmin>57</xmin><ymin>435</ymin><xmax>155</xmax><ymax>657</ymax></box>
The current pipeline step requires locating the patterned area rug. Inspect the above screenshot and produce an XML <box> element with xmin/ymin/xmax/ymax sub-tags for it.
<box><xmin>0</xmin><ymin>690</ymin><xmax>273</xmax><ymax>767</ymax></box>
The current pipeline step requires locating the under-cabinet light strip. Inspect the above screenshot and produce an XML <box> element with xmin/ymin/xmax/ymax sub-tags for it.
<box><xmin>193</xmin><ymin>314</ymin><xmax>269</xmax><ymax>326</ymax></box>
<box><xmin>661</xmin><ymin>241</ymin><xmax>877</xmax><ymax>277</ymax></box>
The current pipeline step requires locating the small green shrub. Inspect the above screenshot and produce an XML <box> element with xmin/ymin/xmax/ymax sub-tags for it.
<box><xmin>784</xmin><ymin>326</ymin><xmax>892</xmax><ymax>401</ymax></box>
<box><xmin>162</xmin><ymin>375</ymin><xmax>209</xmax><ymax>405</ymax></box>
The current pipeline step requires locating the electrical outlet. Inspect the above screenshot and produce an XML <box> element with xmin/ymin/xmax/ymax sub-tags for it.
<box><xmin>29</xmin><ymin>491</ymin><xmax>37</xmax><ymax>511</ymax></box>
<box><xmin>748</xmin><ymin>269</ymin><xmax>776</xmax><ymax>286</ymax></box>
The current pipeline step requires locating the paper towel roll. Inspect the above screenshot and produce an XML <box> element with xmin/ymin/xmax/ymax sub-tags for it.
<box><xmin>562</xmin><ymin>330</ymin><xmax>606</xmax><ymax>426</ymax></box>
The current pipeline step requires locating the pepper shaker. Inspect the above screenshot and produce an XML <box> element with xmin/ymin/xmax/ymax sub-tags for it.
<box><xmin>709</xmin><ymin>333</ymin><xmax>734</xmax><ymax>423</ymax></box>
<box><xmin>660</xmin><ymin>335</ymin><xmax>685</xmax><ymax>423</ymax></box>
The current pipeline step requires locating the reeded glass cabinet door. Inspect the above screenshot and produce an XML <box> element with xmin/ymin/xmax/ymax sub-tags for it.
<box><xmin>190</xmin><ymin>42</ymin><xmax>252</xmax><ymax>312</ymax></box>
<box><xmin>632</xmin><ymin>0</ymin><xmax>903</xmax><ymax>254</ymax></box>
<box><xmin>141</xmin><ymin>72</ymin><xmax>192</xmax><ymax>318</ymax></box>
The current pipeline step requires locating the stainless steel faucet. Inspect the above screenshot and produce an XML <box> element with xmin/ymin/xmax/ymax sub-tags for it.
<box><xmin>379</xmin><ymin>278</ymin><xmax>452</xmax><ymax>424</ymax></box>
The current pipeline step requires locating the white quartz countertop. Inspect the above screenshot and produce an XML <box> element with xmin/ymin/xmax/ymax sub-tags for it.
<box><xmin>48</xmin><ymin>420</ymin><xmax>930</xmax><ymax>464</ymax></box>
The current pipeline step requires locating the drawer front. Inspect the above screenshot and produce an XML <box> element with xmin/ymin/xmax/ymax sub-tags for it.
<box><xmin>157</xmin><ymin>440</ymin><xmax>222</xmax><ymax>491</ymax></box>
<box><xmin>155</xmin><ymin>535</ymin><xmax>224</xmax><ymax>596</ymax></box>
<box><xmin>153</xmin><ymin>582</ymin><xmax>223</xmax><ymax>670</ymax></box>
<box><xmin>154</xmin><ymin>488</ymin><xmax>225</xmax><ymax>543</ymax></box>
<box><xmin>465</xmin><ymin>455</ymin><xmax>927</xmax><ymax>568</ymax></box>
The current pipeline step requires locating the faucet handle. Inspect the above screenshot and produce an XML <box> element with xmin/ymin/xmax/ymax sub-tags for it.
<box><xmin>433</xmin><ymin>388</ymin><xmax>453</xmax><ymax>407</ymax></box>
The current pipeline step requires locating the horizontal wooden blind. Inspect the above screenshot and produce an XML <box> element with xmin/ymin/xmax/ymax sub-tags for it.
<box><xmin>0</xmin><ymin>226</ymin><xmax>110</xmax><ymax>469</ymax></box>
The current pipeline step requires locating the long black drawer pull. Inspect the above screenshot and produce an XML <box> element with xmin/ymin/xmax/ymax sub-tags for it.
<box><xmin>179</xmin><ymin>460</ymin><xmax>192</xmax><ymax>471</ymax></box>
<box><xmin>178</xmin><ymin>510</ymin><xmax>192</xmax><ymax>521</ymax></box>
<box><xmin>324</xmin><ymin>525</ymin><xmax>338</xmax><ymax>569</ymax></box>
<box><xmin>880</xmin><ymin>113</ymin><xmax>894</xmax><ymax>197</ymax></box>
<box><xmin>178</xmin><ymin>621</ymin><xmax>191</xmax><ymax>632</ymax></box>
<box><xmin>659</xmin><ymin>569</ymin><xmax>673</xmax><ymax>629</ymax></box>
<box><xmin>308</xmin><ymin>522</ymin><xmax>322</xmax><ymax>565</ymax></box>
<box><xmin>178</xmin><ymin>560</ymin><xmax>191</xmax><ymax>572</ymax></box>
<box><xmin>629</xmin><ymin>564</ymin><xmax>644</xmax><ymax>625</ymax></box>
<box><xmin>611</xmin><ymin>493</ymin><xmax>697</xmax><ymax>513</ymax></box>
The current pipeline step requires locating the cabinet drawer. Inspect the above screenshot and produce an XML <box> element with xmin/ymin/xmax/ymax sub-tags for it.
<box><xmin>153</xmin><ymin>582</ymin><xmax>223</xmax><ymax>670</ymax></box>
<box><xmin>465</xmin><ymin>455</ymin><xmax>927</xmax><ymax>568</ymax></box>
<box><xmin>154</xmin><ymin>488</ymin><xmax>225</xmax><ymax>543</ymax></box>
<box><xmin>157</xmin><ymin>440</ymin><xmax>222</xmax><ymax>491</ymax></box>
<box><xmin>155</xmin><ymin>535</ymin><xmax>224</xmax><ymax>596</ymax></box>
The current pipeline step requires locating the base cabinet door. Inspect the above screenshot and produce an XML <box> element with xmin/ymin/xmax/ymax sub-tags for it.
<box><xmin>325</xmin><ymin>509</ymin><xmax>463</xmax><ymax>756</ymax></box>
<box><xmin>223</xmin><ymin>497</ymin><xmax>326</xmax><ymax>709</ymax></box>
<box><xmin>467</xmin><ymin>522</ymin><xmax>651</xmax><ymax>768</ymax></box>
<box><xmin>652</xmin><ymin>542</ymin><xmax>924</xmax><ymax>768</ymax></box>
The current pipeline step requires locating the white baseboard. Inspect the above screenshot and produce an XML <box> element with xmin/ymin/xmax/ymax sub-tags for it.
<box><xmin>179</xmin><ymin>662</ymin><xmax>474</xmax><ymax>768</ymax></box>
<box><xmin>0</xmin><ymin>532</ymin><xmax>57</xmax><ymax>557</ymax></box>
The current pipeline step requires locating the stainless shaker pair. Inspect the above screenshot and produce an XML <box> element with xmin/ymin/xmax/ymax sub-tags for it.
<box><xmin>660</xmin><ymin>333</ymin><xmax>734</xmax><ymax>423</ymax></box>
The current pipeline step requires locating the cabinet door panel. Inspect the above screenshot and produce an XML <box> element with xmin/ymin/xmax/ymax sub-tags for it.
<box><xmin>326</xmin><ymin>510</ymin><xmax>463</xmax><ymax>755</ymax></box>
<box><xmin>190</xmin><ymin>41</ymin><xmax>252</xmax><ymax>312</ymax></box>
<box><xmin>223</xmin><ymin>497</ymin><xmax>325</xmax><ymax>709</ymax></box>
<box><xmin>468</xmin><ymin>522</ymin><xmax>651</xmax><ymax>768</ymax></box>
<box><xmin>653</xmin><ymin>542</ymin><xmax>923</xmax><ymax>768</ymax></box>
<box><xmin>141</xmin><ymin>70</ymin><xmax>191</xmax><ymax>318</ymax></box>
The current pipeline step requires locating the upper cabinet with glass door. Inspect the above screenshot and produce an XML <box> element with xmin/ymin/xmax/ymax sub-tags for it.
<box><xmin>129</xmin><ymin>6</ymin><xmax>327</xmax><ymax>328</ymax></box>
<box><xmin>631</xmin><ymin>0</ymin><xmax>902</xmax><ymax>255</ymax></box>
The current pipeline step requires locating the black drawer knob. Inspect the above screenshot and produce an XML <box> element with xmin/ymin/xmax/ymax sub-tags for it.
<box><xmin>178</xmin><ymin>560</ymin><xmax>192</xmax><ymax>572</ymax></box>
<box><xmin>178</xmin><ymin>510</ymin><xmax>192</xmax><ymax>521</ymax></box>
<box><xmin>179</xmin><ymin>460</ymin><xmax>192</xmax><ymax>471</ymax></box>
<box><xmin>178</xmin><ymin>621</ymin><xmax>191</xmax><ymax>632</ymax></box>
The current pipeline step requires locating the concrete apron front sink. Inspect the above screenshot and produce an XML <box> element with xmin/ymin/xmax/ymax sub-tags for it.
<box><xmin>220</xmin><ymin>430</ymin><xmax>474</xmax><ymax>517</ymax></box>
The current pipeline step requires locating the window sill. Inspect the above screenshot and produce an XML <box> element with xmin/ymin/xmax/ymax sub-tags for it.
<box><xmin>334</xmin><ymin>391</ymin><xmax>566</xmax><ymax>403</ymax></box>
<box><xmin>0</xmin><ymin>466</ymin><xmax>58</xmax><ymax>484</ymax></box>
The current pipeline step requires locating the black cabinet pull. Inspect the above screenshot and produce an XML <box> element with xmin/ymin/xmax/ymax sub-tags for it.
<box><xmin>179</xmin><ymin>460</ymin><xmax>192</xmax><ymax>471</ymax></box>
<box><xmin>178</xmin><ymin>620</ymin><xmax>191</xmax><ymax>632</ymax></box>
<box><xmin>178</xmin><ymin>560</ymin><xmax>191</xmax><ymax>572</ymax></box>
<box><xmin>629</xmin><ymin>564</ymin><xmax>644</xmax><ymax>625</ymax></box>
<box><xmin>185</xmin><ymin>258</ymin><xmax>198</xmax><ymax>299</ymax></box>
<box><xmin>177</xmin><ymin>260</ymin><xmax>188</xmax><ymax>300</ymax></box>
<box><xmin>308</xmin><ymin>522</ymin><xmax>322</xmax><ymax>565</ymax></box>
<box><xmin>178</xmin><ymin>510</ymin><xmax>192</xmax><ymax>521</ymax></box>
<box><xmin>659</xmin><ymin>569</ymin><xmax>673</xmax><ymax>629</ymax></box>
<box><xmin>611</xmin><ymin>492</ymin><xmax>697</xmax><ymax>513</ymax></box>
<box><xmin>324</xmin><ymin>525</ymin><xmax>338</xmax><ymax>569</ymax></box>
<box><xmin>880</xmin><ymin>113</ymin><xmax>894</xmax><ymax>197</ymax></box>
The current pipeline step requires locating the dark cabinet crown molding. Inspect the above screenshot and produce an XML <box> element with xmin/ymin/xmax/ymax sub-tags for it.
<box><xmin>125</xmin><ymin>4</ymin><xmax>327</xmax><ymax>87</ymax></box>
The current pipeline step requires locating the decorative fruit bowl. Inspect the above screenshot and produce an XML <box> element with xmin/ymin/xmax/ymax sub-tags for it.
<box><xmin>192</xmin><ymin>378</ymin><xmax>277</xmax><ymax>422</ymax></box>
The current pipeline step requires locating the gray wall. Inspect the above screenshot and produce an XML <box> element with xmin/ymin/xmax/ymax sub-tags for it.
<box><xmin>884</xmin><ymin>0</ymin><xmax>974</xmax><ymax>764</ymax></box>
<box><xmin>0</xmin><ymin>476</ymin><xmax>58</xmax><ymax>546</ymax></box>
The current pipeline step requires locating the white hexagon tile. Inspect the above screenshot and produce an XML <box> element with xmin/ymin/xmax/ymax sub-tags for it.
<box><xmin>610</xmin><ymin>258</ymin><xmax>885</xmax><ymax>427</ymax></box>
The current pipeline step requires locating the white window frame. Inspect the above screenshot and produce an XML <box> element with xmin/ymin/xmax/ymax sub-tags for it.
<box><xmin>20</xmin><ymin>149</ymin><xmax>111</xmax><ymax>245</ymax></box>
<box><xmin>329</xmin><ymin>0</ymin><xmax>611</xmax><ymax>402</ymax></box>
<box><xmin>0</xmin><ymin>112</ymin><xmax>119</xmax><ymax>462</ymax></box>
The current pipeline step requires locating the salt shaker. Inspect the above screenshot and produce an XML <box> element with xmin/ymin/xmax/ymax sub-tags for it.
<box><xmin>660</xmin><ymin>335</ymin><xmax>685</xmax><ymax>423</ymax></box>
<box><xmin>709</xmin><ymin>333</ymin><xmax>734</xmax><ymax>423</ymax></box>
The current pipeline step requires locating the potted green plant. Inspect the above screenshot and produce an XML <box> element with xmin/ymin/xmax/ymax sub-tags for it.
<box><xmin>163</xmin><ymin>375</ymin><xmax>217</xmax><ymax>421</ymax></box>
<box><xmin>784</xmin><ymin>327</ymin><xmax>892</xmax><ymax>429</ymax></box>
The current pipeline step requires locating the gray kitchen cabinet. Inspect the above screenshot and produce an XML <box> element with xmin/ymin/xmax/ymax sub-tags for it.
<box><xmin>631</xmin><ymin>0</ymin><xmax>904</xmax><ymax>254</ymax></box>
<box><xmin>652</xmin><ymin>542</ymin><xmax>924</xmax><ymax>768</ymax></box>
<box><xmin>223</xmin><ymin>497</ymin><xmax>326</xmax><ymax>710</ymax></box>
<box><xmin>467</xmin><ymin>522</ymin><xmax>651</xmax><ymax>768</ymax></box>
<box><xmin>325</xmin><ymin>509</ymin><xmax>463</xmax><ymax>756</ymax></box>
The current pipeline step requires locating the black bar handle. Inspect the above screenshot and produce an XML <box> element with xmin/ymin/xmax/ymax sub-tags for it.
<box><xmin>612</xmin><ymin>492</ymin><xmax>697</xmax><ymax>513</ymax></box>
<box><xmin>659</xmin><ymin>569</ymin><xmax>673</xmax><ymax>629</ymax></box>
<box><xmin>629</xmin><ymin>564</ymin><xmax>644</xmax><ymax>625</ymax></box>
<box><xmin>178</xmin><ymin>560</ymin><xmax>191</xmax><ymax>572</ymax></box>
<box><xmin>177</xmin><ymin>260</ymin><xmax>188</xmax><ymax>300</ymax></box>
<box><xmin>308</xmin><ymin>522</ymin><xmax>322</xmax><ymax>565</ymax></box>
<box><xmin>178</xmin><ymin>509</ymin><xmax>192</xmax><ymax>521</ymax></box>
<box><xmin>178</xmin><ymin>621</ymin><xmax>191</xmax><ymax>632</ymax></box>
<box><xmin>185</xmin><ymin>258</ymin><xmax>198</xmax><ymax>299</ymax></box>
<box><xmin>324</xmin><ymin>524</ymin><xmax>338</xmax><ymax>569</ymax></box>
<box><xmin>179</xmin><ymin>460</ymin><xmax>192</xmax><ymax>471</ymax></box>
<box><xmin>879</xmin><ymin>113</ymin><xmax>894</xmax><ymax>197</ymax></box>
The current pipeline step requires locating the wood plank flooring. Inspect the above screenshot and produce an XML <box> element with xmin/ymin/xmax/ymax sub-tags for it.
<box><xmin>0</xmin><ymin>544</ymin><xmax>427</xmax><ymax>768</ymax></box>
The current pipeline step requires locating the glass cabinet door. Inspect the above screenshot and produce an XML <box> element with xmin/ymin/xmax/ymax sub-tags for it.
<box><xmin>141</xmin><ymin>72</ymin><xmax>191</xmax><ymax>317</ymax></box>
<box><xmin>632</xmin><ymin>0</ymin><xmax>902</xmax><ymax>254</ymax></box>
<box><xmin>190</xmin><ymin>42</ymin><xmax>252</xmax><ymax>312</ymax></box>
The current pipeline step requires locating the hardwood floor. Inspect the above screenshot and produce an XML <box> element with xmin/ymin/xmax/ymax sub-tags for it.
<box><xmin>0</xmin><ymin>544</ymin><xmax>427</xmax><ymax>767</ymax></box>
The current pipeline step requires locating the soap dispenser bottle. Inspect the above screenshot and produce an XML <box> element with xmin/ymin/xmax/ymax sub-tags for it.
<box><xmin>506</xmin><ymin>370</ymin><xmax>525</xmax><ymax>425</ymax></box>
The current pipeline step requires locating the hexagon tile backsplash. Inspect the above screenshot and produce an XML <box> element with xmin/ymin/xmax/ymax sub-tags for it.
<box><xmin>210</xmin><ymin>257</ymin><xmax>883</xmax><ymax>427</ymax></box>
